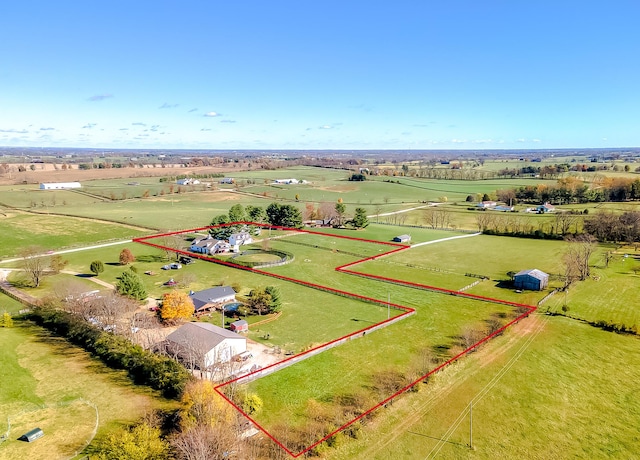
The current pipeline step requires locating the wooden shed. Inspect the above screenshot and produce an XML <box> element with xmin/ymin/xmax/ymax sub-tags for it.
<box><xmin>230</xmin><ymin>319</ymin><xmax>249</xmax><ymax>333</ymax></box>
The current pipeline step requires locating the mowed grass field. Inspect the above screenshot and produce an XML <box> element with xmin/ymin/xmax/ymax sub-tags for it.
<box><xmin>544</xmin><ymin>247</ymin><xmax>640</xmax><ymax>327</ymax></box>
<box><xmin>0</xmin><ymin>323</ymin><xmax>175</xmax><ymax>460</ymax></box>
<box><xmin>325</xmin><ymin>314</ymin><xmax>640</xmax><ymax>460</ymax></box>
<box><xmin>0</xmin><ymin>212</ymin><xmax>147</xmax><ymax>259</ymax></box>
<box><xmin>244</xmin><ymin>293</ymin><xmax>517</xmax><ymax>442</ymax></box>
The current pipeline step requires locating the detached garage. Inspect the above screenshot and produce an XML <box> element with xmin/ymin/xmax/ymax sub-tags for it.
<box><xmin>166</xmin><ymin>322</ymin><xmax>247</xmax><ymax>366</ymax></box>
<box><xmin>514</xmin><ymin>269</ymin><xmax>549</xmax><ymax>291</ymax></box>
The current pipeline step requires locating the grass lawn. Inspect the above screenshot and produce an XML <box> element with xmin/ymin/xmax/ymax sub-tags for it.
<box><xmin>543</xmin><ymin>247</ymin><xmax>640</xmax><ymax>327</ymax></box>
<box><xmin>243</xmin><ymin>291</ymin><xmax>519</xmax><ymax>452</ymax></box>
<box><xmin>325</xmin><ymin>314</ymin><xmax>640</xmax><ymax>460</ymax></box>
<box><xmin>0</xmin><ymin>213</ymin><xmax>147</xmax><ymax>260</ymax></box>
<box><xmin>0</xmin><ymin>322</ymin><xmax>176</xmax><ymax>460</ymax></box>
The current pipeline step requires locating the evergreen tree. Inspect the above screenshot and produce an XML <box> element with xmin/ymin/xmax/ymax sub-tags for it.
<box><xmin>116</xmin><ymin>270</ymin><xmax>147</xmax><ymax>301</ymax></box>
<box><xmin>90</xmin><ymin>260</ymin><xmax>105</xmax><ymax>276</ymax></box>
<box><xmin>351</xmin><ymin>207</ymin><xmax>369</xmax><ymax>229</ymax></box>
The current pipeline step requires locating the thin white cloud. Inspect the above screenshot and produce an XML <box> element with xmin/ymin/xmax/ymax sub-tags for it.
<box><xmin>203</xmin><ymin>111</ymin><xmax>221</xmax><ymax>117</ymax></box>
<box><xmin>451</xmin><ymin>139</ymin><xmax>466</xmax><ymax>143</ymax></box>
<box><xmin>517</xmin><ymin>138</ymin><xmax>526</xmax><ymax>143</ymax></box>
<box><xmin>132</xmin><ymin>122</ymin><xmax>146</xmax><ymax>126</ymax></box>
<box><xmin>82</xmin><ymin>123</ymin><xmax>97</xmax><ymax>129</ymax></box>
<box><xmin>87</xmin><ymin>94</ymin><xmax>113</xmax><ymax>101</ymax></box>
<box><xmin>220</xmin><ymin>119</ymin><xmax>236</xmax><ymax>124</ymax></box>
<box><xmin>319</xmin><ymin>125</ymin><xmax>332</xmax><ymax>129</ymax></box>
<box><xmin>188</xmin><ymin>108</ymin><xmax>198</xmax><ymax>113</ymax></box>
<box><xmin>200</xmin><ymin>128</ymin><xmax>212</xmax><ymax>131</ymax></box>
<box><xmin>532</xmin><ymin>138</ymin><xmax>541</xmax><ymax>143</ymax></box>
<box><xmin>159</xmin><ymin>103</ymin><xmax>179</xmax><ymax>109</ymax></box>
<box><xmin>0</xmin><ymin>128</ymin><xmax>28</xmax><ymax>133</ymax></box>
<box><xmin>39</xmin><ymin>127</ymin><xmax>55</xmax><ymax>131</ymax></box>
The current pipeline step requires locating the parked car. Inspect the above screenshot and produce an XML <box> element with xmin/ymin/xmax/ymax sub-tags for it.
<box><xmin>164</xmin><ymin>278</ymin><xmax>178</xmax><ymax>286</ymax></box>
<box><xmin>161</xmin><ymin>265</ymin><xmax>170</xmax><ymax>270</ymax></box>
<box><xmin>170</xmin><ymin>263</ymin><xmax>182</xmax><ymax>270</ymax></box>
<box><xmin>179</xmin><ymin>256</ymin><xmax>194</xmax><ymax>265</ymax></box>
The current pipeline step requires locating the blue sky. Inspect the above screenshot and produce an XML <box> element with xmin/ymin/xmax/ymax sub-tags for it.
<box><xmin>1</xmin><ymin>1</ymin><xmax>639</xmax><ymax>150</ymax></box>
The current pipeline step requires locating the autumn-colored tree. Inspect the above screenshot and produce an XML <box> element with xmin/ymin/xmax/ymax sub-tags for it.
<box><xmin>160</xmin><ymin>290</ymin><xmax>195</xmax><ymax>323</ymax></box>
<box><xmin>96</xmin><ymin>422</ymin><xmax>170</xmax><ymax>460</ymax></box>
<box><xmin>119</xmin><ymin>248</ymin><xmax>136</xmax><ymax>265</ymax></box>
<box><xmin>180</xmin><ymin>380</ymin><xmax>234</xmax><ymax>428</ymax></box>
<box><xmin>0</xmin><ymin>312</ymin><xmax>14</xmax><ymax>328</ymax></box>
<box><xmin>49</xmin><ymin>255</ymin><xmax>68</xmax><ymax>274</ymax></box>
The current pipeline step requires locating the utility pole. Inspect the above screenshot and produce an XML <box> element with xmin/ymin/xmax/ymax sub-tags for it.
<box><xmin>469</xmin><ymin>401</ymin><xmax>473</xmax><ymax>450</ymax></box>
<box><xmin>387</xmin><ymin>292</ymin><xmax>390</xmax><ymax>320</ymax></box>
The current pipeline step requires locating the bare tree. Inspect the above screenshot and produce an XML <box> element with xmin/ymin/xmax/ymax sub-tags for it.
<box><xmin>172</xmin><ymin>424</ymin><xmax>236</xmax><ymax>460</ymax></box>
<box><xmin>564</xmin><ymin>234</ymin><xmax>597</xmax><ymax>281</ymax></box>
<box><xmin>555</xmin><ymin>212</ymin><xmax>578</xmax><ymax>236</ymax></box>
<box><xmin>20</xmin><ymin>246</ymin><xmax>48</xmax><ymax>287</ymax></box>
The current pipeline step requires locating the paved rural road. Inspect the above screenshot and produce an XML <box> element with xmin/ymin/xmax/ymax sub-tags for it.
<box><xmin>369</xmin><ymin>204</ymin><xmax>431</xmax><ymax>218</ymax></box>
<box><xmin>410</xmin><ymin>232</ymin><xmax>481</xmax><ymax>248</ymax></box>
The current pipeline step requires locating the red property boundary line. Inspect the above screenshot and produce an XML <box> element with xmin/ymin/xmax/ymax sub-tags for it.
<box><xmin>133</xmin><ymin>222</ymin><xmax>536</xmax><ymax>457</ymax></box>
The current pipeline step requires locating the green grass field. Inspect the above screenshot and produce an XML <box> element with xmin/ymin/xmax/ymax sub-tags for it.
<box><xmin>0</xmin><ymin>213</ymin><xmax>147</xmax><ymax>260</ymax></box>
<box><xmin>325</xmin><ymin>314</ymin><xmax>640</xmax><ymax>459</ymax></box>
<box><xmin>2</xmin><ymin>164</ymin><xmax>640</xmax><ymax>458</ymax></box>
<box><xmin>0</xmin><ymin>323</ymin><xmax>175</xmax><ymax>460</ymax></box>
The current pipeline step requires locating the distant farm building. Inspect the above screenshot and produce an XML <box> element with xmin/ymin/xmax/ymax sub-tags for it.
<box><xmin>514</xmin><ymin>269</ymin><xmax>549</xmax><ymax>291</ymax></box>
<box><xmin>18</xmin><ymin>427</ymin><xmax>44</xmax><ymax>442</ymax></box>
<box><xmin>536</xmin><ymin>202</ymin><xmax>555</xmax><ymax>213</ymax></box>
<box><xmin>190</xmin><ymin>286</ymin><xmax>236</xmax><ymax>313</ymax></box>
<box><xmin>39</xmin><ymin>182</ymin><xmax>81</xmax><ymax>190</ymax></box>
<box><xmin>176</xmin><ymin>178</ymin><xmax>200</xmax><ymax>186</ymax></box>
<box><xmin>165</xmin><ymin>322</ymin><xmax>247</xmax><ymax>366</ymax></box>
<box><xmin>220</xmin><ymin>177</ymin><xmax>235</xmax><ymax>184</ymax></box>
<box><xmin>273</xmin><ymin>178</ymin><xmax>300</xmax><ymax>184</ymax></box>
<box><xmin>476</xmin><ymin>201</ymin><xmax>497</xmax><ymax>209</ymax></box>
<box><xmin>230</xmin><ymin>319</ymin><xmax>249</xmax><ymax>333</ymax></box>
<box><xmin>393</xmin><ymin>234</ymin><xmax>411</xmax><ymax>243</ymax></box>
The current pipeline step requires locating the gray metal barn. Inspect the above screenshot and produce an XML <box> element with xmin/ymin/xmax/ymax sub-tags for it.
<box><xmin>514</xmin><ymin>269</ymin><xmax>549</xmax><ymax>291</ymax></box>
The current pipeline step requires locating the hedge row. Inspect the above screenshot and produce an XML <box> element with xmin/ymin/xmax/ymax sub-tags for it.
<box><xmin>28</xmin><ymin>307</ymin><xmax>191</xmax><ymax>398</ymax></box>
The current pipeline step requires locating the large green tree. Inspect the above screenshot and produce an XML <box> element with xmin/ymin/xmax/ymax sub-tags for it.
<box><xmin>265</xmin><ymin>203</ymin><xmax>303</xmax><ymax>228</ymax></box>
<box><xmin>228</xmin><ymin>203</ymin><xmax>246</xmax><ymax>222</ymax></box>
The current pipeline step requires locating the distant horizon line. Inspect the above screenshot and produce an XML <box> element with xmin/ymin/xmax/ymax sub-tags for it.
<box><xmin>2</xmin><ymin>146</ymin><xmax>639</xmax><ymax>155</ymax></box>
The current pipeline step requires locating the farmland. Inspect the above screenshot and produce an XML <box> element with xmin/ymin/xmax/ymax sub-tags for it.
<box><xmin>1</xmin><ymin>161</ymin><xmax>640</xmax><ymax>459</ymax></box>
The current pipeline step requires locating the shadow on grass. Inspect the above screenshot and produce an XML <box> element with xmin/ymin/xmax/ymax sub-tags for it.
<box><xmin>27</xmin><ymin>326</ymin><xmax>144</xmax><ymax>389</ymax></box>
<box><xmin>494</xmin><ymin>280</ymin><xmax>514</xmax><ymax>289</ymax></box>
<box><xmin>407</xmin><ymin>431</ymin><xmax>468</xmax><ymax>448</ymax></box>
<box><xmin>74</xmin><ymin>273</ymin><xmax>95</xmax><ymax>278</ymax></box>
<box><xmin>136</xmin><ymin>255</ymin><xmax>167</xmax><ymax>263</ymax></box>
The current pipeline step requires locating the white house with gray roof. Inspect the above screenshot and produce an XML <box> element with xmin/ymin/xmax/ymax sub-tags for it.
<box><xmin>166</xmin><ymin>322</ymin><xmax>246</xmax><ymax>366</ymax></box>
<box><xmin>189</xmin><ymin>286</ymin><xmax>236</xmax><ymax>312</ymax></box>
